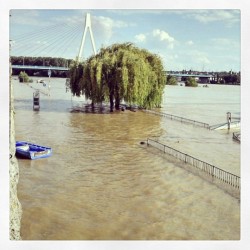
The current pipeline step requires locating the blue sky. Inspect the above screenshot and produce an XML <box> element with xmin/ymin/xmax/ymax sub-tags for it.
<box><xmin>10</xmin><ymin>9</ymin><xmax>240</xmax><ymax>72</ymax></box>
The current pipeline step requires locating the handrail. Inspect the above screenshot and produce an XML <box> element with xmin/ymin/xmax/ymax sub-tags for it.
<box><xmin>233</xmin><ymin>132</ymin><xmax>241</xmax><ymax>143</ymax></box>
<box><xmin>144</xmin><ymin>109</ymin><xmax>210</xmax><ymax>129</ymax></box>
<box><xmin>147</xmin><ymin>138</ymin><xmax>240</xmax><ymax>190</ymax></box>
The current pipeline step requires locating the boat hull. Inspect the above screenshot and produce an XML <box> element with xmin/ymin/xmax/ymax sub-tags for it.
<box><xmin>15</xmin><ymin>141</ymin><xmax>52</xmax><ymax>160</ymax></box>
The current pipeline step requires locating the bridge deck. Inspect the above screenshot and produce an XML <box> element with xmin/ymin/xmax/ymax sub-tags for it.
<box><xmin>11</xmin><ymin>65</ymin><xmax>69</xmax><ymax>71</ymax></box>
<box><xmin>168</xmin><ymin>73</ymin><xmax>213</xmax><ymax>78</ymax></box>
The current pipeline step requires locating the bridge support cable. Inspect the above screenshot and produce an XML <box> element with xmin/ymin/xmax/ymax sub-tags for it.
<box><xmin>11</xmin><ymin>23</ymin><xmax>68</xmax><ymax>54</ymax></box>
<box><xmin>55</xmin><ymin>25</ymin><xmax>83</xmax><ymax>58</ymax></box>
<box><xmin>11</xmin><ymin>21</ymin><xmax>83</xmax><ymax>59</ymax></box>
<box><xmin>17</xmin><ymin>23</ymin><xmax>81</xmax><ymax>58</ymax></box>
<box><xmin>11</xmin><ymin>13</ymin><xmax>97</xmax><ymax>60</ymax></box>
<box><xmin>35</xmin><ymin>23</ymin><xmax>82</xmax><ymax>58</ymax></box>
<box><xmin>11</xmin><ymin>23</ymin><xmax>65</xmax><ymax>50</ymax></box>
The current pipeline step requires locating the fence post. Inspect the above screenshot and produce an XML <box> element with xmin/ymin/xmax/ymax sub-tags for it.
<box><xmin>33</xmin><ymin>90</ymin><xmax>40</xmax><ymax>111</ymax></box>
<box><xmin>211</xmin><ymin>165</ymin><xmax>214</xmax><ymax>180</ymax></box>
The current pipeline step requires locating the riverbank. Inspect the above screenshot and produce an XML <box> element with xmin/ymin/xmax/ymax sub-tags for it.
<box><xmin>9</xmin><ymin>77</ymin><xmax>22</xmax><ymax>240</ymax></box>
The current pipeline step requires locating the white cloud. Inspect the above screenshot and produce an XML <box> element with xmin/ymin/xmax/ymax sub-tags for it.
<box><xmin>152</xmin><ymin>29</ymin><xmax>175</xmax><ymax>49</ymax></box>
<box><xmin>191</xmin><ymin>10</ymin><xmax>239</xmax><ymax>24</ymax></box>
<box><xmin>135</xmin><ymin>33</ymin><xmax>146</xmax><ymax>43</ymax></box>
<box><xmin>153</xmin><ymin>29</ymin><xmax>174</xmax><ymax>42</ymax></box>
<box><xmin>134</xmin><ymin>29</ymin><xmax>175</xmax><ymax>49</ymax></box>
<box><xmin>175</xmin><ymin>49</ymin><xmax>211</xmax><ymax>70</ymax></box>
<box><xmin>190</xmin><ymin>50</ymin><xmax>211</xmax><ymax>65</ymax></box>
<box><xmin>170</xmin><ymin>10</ymin><xmax>240</xmax><ymax>25</ymax></box>
<box><xmin>197</xmin><ymin>55</ymin><xmax>210</xmax><ymax>65</ymax></box>
<box><xmin>92</xmin><ymin>15</ymin><xmax>135</xmax><ymax>43</ymax></box>
<box><xmin>186</xmin><ymin>40</ymin><xmax>194</xmax><ymax>46</ymax></box>
<box><xmin>96</xmin><ymin>16</ymin><xmax>127</xmax><ymax>29</ymax></box>
<box><xmin>211</xmin><ymin>38</ymin><xmax>239</xmax><ymax>49</ymax></box>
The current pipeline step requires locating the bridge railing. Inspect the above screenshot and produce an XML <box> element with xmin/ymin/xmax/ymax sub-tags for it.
<box><xmin>11</xmin><ymin>65</ymin><xmax>69</xmax><ymax>71</ymax></box>
<box><xmin>144</xmin><ymin>109</ymin><xmax>210</xmax><ymax>129</ymax></box>
<box><xmin>146</xmin><ymin>138</ymin><xmax>240</xmax><ymax>190</ymax></box>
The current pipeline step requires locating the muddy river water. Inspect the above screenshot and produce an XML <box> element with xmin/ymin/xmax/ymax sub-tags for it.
<box><xmin>13</xmin><ymin>77</ymin><xmax>240</xmax><ymax>240</ymax></box>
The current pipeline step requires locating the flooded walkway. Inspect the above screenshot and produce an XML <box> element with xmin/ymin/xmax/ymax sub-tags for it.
<box><xmin>14</xmin><ymin>78</ymin><xmax>240</xmax><ymax>240</ymax></box>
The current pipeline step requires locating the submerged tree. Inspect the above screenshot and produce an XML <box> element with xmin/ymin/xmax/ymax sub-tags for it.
<box><xmin>18</xmin><ymin>71</ymin><xmax>29</xmax><ymax>83</ymax></box>
<box><xmin>185</xmin><ymin>77</ymin><xmax>198</xmax><ymax>87</ymax></box>
<box><xmin>166</xmin><ymin>75</ymin><xmax>178</xmax><ymax>85</ymax></box>
<box><xmin>69</xmin><ymin>43</ymin><xmax>166</xmax><ymax>111</ymax></box>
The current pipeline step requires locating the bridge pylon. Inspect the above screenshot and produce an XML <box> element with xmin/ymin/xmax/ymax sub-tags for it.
<box><xmin>77</xmin><ymin>13</ymin><xmax>97</xmax><ymax>62</ymax></box>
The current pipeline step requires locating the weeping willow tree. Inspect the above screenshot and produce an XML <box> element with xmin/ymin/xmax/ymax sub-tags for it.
<box><xmin>69</xmin><ymin>43</ymin><xmax>166</xmax><ymax>111</ymax></box>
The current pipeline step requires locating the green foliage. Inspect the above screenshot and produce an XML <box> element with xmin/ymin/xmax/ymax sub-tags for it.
<box><xmin>11</xmin><ymin>56</ymin><xmax>72</xmax><ymax>67</ymax></box>
<box><xmin>18</xmin><ymin>71</ymin><xmax>29</xmax><ymax>83</ymax></box>
<box><xmin>69</xmin><ymin>43</ymin><xmax>166</xmax><ymax>110</ymax></box>
<box><xmin>223</xmin><ymin>74</ymin><xmax>239</xmax><ymax>84</ymax></box>
<box><xmin>185</xmin><ymin>77</ymin><xmax>198</xmax><ymax>87</ymax></box>
<box><xmin>166</xmin><ymin>75</ymin><xmax>177</xmax><ymax>85</ymax></box>
<box><xmin>68</xmin><ymin>61</ymin><xmax>84</xmax><ymax>96</ymax></box>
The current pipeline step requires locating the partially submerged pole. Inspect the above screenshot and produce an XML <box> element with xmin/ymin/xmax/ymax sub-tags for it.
<box><xmin>33</xmin><ymin>90</ymin><xmax>40</xmax><ymax>111</ymax></box>
<box><xmin>227</xmin><ymin>112</ymin><xmax>231</xmax><ymax>130</ymax></box>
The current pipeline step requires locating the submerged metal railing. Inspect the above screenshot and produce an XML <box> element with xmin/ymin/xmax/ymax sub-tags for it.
<box><xmin>233</xmin><ymin>132</ymin><xmax>241</xmax><ymax>143</ymax></box>
<box><xmin>144</xmin><ymin>109</ymin><xmax>210</xmax><ymax>129</ymax></box>
<box><xmin>147</xmin><ymin>138</ymin><xmax>240</xmax><ymax>190</ymax></box>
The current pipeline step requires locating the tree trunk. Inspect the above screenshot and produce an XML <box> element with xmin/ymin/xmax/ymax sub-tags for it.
<box><xmin>115</xmin><ymin>83</ymin><xmax>120</xmax><ymax>110</ymax></box>
<box><xmin>115</xmin><ymin>92</ymin><xmax>120</xmax><ymax>110</ymax></box>
<box><xmin>91</xmin><ymin>101</ymin><xmax>95</xmax><ymax>112</ymax></box>
<box><xmin>109</xmin><ymin>89</ymin><xmax>114</xmax><ymax>112</ymax></box>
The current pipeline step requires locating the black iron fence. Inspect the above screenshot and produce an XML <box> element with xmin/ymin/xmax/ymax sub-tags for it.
<box><xmin>233</xmin><ymin>132</ymin><xmax>241</xmax><ymax>143</ymax></box>
<box><xmin>144</xmin><ymin>109</ymin><xmax>210</xmax><ymax>129</ymax></box>
<box><xmin>147</xmin><ymin>138</ymin><xmax>240</xmax><ymax>190</ymax></box>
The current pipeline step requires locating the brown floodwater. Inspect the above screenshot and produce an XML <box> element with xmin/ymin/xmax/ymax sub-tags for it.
<box><xmin>13</xmin><ymin>77</ymin><xmax>240</xmax><ymax>240</ymax></box>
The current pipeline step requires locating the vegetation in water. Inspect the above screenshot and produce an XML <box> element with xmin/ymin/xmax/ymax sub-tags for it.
<box><xmin>166</xmin><ymin>75</ymin><xmax>178</xmax><ymax>85</ymax></box>
<box><xmin>185</xmin><ymin>77</ymin><xmax>198</xmax><ymax>87</ymax></box>
<box><xmin>18</xmin><ymin>71</ymin><xmax>30</xmax><ymax>83</ymax></box>
<box><xmin>69</xmin><ymin>43</ymin><xmax>166</xmax><ymax>111</ymax></box>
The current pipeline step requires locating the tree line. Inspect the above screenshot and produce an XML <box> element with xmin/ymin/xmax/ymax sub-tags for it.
<box><xmin>166</xmin><ymin>70</ymin><xmax>240</xmax><ymax>85</ymax></box>
<box><xmin>11</xmin><ymin>56</ymin><xmax>72</xmax><ymax>77</ymax></box>
<box><xmin>213</xmin><ymin>72</ymin><xmax>240</xmax><ymax>84</ymax></box>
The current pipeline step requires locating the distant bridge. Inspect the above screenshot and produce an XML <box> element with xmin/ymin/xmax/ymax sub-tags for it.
<box><xmin>11</xmin><ymin>65</ymin><xmax>69</xmax><ymax>71</ymax></box>
<box><xmin>167</xmin><ymin>72</ymin><xmax>214</xmax><ymax>83</ymax></box>
<box><xmin>11</xmin><ymin>65</ymin><xmax>215</xmax><ymax>82</ymax></box>
<box><xmin>168</xmin><ymin>73</ymin><xmax>213</xmax><ymax>78</ymax></box>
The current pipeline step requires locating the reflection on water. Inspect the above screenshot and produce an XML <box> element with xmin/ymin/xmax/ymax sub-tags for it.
<box><xmin>14</xmin><ymin>78</ymin><xmax>240</xmax><ymax>240</ymax></box>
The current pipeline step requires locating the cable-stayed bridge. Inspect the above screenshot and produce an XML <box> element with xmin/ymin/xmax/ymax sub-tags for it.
<box><xmin>10</xmin><ymin>12</ymin><xmax>215</xmax><ymax>81</ymax></box>
<box><xmin>11</xmin><ymin>64</ymin><xmax>214</xmax><ymax>83</ymax></box>
<box><xmin>10</xmin><ymin>12</ymin><xmax>96</xmax><ymax>64</ymax></box>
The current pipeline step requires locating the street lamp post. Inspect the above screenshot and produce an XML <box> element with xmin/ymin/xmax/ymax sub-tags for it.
<box><xmin>48</xmin><ymin>68</ymin><xmax>51</xmax><ymax>96</ymax></box>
